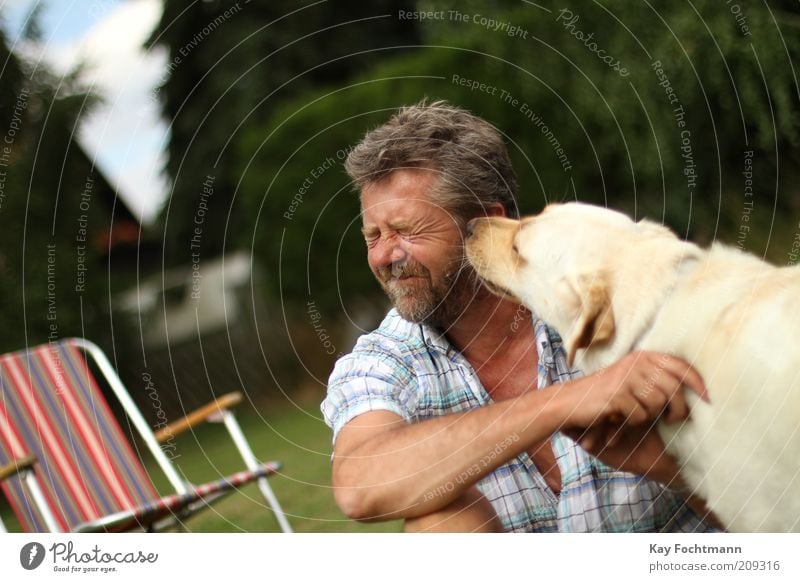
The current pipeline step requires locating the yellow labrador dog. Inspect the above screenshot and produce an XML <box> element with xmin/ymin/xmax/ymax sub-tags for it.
<box><xmin>465</xmin><ymin>202</ymin><xmax>800</xmax><ymax>532</ymax></box>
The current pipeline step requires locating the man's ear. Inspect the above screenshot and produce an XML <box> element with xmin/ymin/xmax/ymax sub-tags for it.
<box><xmin>563</xmin><ymin>272</ymin><xmax>615</xmax><ymax>368</ymax></box>
<box><xmin>485</xmin><ymin>203</ymin><xmax>507</xmax><ymax>218</ymax></box>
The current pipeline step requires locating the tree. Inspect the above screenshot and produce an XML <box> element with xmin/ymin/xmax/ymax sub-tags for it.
<box><xmin>232</xmin><ymin>0</ymin><xmax>800</xmax><ymax>318</ymax></box>
<box><xmin>0</xmin><ymin>19</ymin><xmax>129</xmax><ymax>353</ymax></box>
<box><xmin>144</xmin><ymin>1</ymin><xmax>800</xmax><ymax>323</ymax></box>
<box><xmin>147</xmin><ymin>0</ymin><xmax>420</xmax><ymax>268</ymax></box>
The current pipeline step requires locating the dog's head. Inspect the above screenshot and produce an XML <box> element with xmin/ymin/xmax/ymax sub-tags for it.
<box><xmin>465</xmin><ymin>202</ymin><xmax>693</xmax><ymax>370</ymax></box>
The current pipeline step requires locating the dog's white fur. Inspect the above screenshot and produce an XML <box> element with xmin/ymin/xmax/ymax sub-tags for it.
<box><xmin>466</xmin><ymin>202</ymin><xmax>800</xmax><ymax>532</ymax></box>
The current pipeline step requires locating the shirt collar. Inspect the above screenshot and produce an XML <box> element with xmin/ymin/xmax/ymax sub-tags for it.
<box><xmin>419</xmin><ymin>322</ymin><xmax>452</xmax><ymax>354</ymax></box>
<box><xmin>416</xmin><ymin>311</ymin><xmax>561</xmax><ymax>366</ymax></box>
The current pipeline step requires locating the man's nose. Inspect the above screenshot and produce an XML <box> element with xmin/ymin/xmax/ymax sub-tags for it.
<box><xmin>370</xmin><ymin>239</ymin><xmax>408</xmax><ymax>268</ymax></box>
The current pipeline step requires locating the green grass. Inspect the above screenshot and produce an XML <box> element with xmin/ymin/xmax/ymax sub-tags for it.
<box><xmin>0</xmin><ymin>399</ymin><xmax>403</xmax><ymax>533</ymax></box>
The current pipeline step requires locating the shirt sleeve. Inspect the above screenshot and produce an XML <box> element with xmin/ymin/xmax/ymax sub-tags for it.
<box><xmin>321</xmin><ymin>347</ymin><xmax>418</xmax><ymax>446</ymax></box>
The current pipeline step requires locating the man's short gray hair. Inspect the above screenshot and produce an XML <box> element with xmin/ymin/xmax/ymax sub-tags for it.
<box><xmin>345</xmin><ymin>100</ymin><xmax>519</xmax><ymax>222</ymax></box>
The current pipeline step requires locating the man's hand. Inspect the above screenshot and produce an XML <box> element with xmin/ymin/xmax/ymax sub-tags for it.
<box><xmin>559</xmin><ymin>351</ymin><xmax>708</xmax><ymax>431</ymax></box>
<box><xmin>565</xmin><ymin>420</ymin><xmax>726</xmax><ymax>530</ymax></box>
<box><xmin>559</xmin><ymin>352</ymin><xmax>724</xmax><ymax>528</ymax></box>
<box><xmin>564</xmin><ymin>421</ymin><xmax>679</xmax><ymax>483</ymax></box>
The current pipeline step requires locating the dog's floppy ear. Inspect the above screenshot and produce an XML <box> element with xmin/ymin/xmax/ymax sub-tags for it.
<box><xmin>563</xmin><ymin>273</ymin><xmax>615</xmax><ymax>368</ymax></box>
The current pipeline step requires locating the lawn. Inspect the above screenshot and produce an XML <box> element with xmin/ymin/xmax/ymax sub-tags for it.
<box><xmin>0</xmin><ymin>398</ymin><xmax>403</xmax><ymax>533</ymax></box>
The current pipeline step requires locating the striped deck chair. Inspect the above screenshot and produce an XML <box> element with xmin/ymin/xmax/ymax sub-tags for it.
<box><xmin>0</xmin><ymin>338</ymin><xmax>292</xmax><ymax>533</ymax></box>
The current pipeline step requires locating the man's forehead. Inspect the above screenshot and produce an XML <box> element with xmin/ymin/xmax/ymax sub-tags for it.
<box><xmin>360</xmin><ymin>200</ymin><xmax>419</xmax><ymax>228</ymax></box>
<box><xmin>360</xmin><ymin>198</ymin><xmax>457</xmax><ymax>234</ymax></box>
<box><xmin>362</xmin><ymin>168</ymin><xmax>439</xmax><ymax>198</ymax></box>
<box><xmin>361</xmin><ymin>185</ymin><xmax>440</xmax><ymax>218</ymax></box>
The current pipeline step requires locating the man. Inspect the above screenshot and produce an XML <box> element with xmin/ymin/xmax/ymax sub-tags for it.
<box><xmin>322</xmin><ymin>100</ymin><xmax>717</xmax><ymax>532</ymax></box>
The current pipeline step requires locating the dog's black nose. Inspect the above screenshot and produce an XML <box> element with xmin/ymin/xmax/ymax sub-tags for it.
<box><xmin>466</xmin><ymin>218</ymin><xmax>478</xmax><ymax>237</ymax></box>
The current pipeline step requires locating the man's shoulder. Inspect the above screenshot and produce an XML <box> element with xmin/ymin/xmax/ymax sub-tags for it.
<box><xmin>329</xmin><ymin>310</ymin><xmax>430</xmax><ymax>380</ymax></box>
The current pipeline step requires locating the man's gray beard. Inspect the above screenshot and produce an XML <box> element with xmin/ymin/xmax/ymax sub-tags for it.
<box><xmin>382</xmin><ymin>263</ymin><xmax>482</xmax><ymax>329</ymax></box>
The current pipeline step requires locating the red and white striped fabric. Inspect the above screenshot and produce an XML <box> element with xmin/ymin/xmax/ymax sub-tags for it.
<box><xmin>0</xmin><ymin>339</ymin><xmax>280</xmax><ymax>532</ymax></box>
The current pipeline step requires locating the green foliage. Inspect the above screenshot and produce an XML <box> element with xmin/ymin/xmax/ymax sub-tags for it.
<box><xmin>234</xmin><ymin>1</ymin><xmax>800</xmax><ymax>315</ymax></box>
<box><xmin>0</xmin><ymin>24</ymin><xmax>124</xmax><ymax>353</ymax></box>
<box><xmin>148</xmin><ymin>0</ymin><xmax>420</xmax><ymax>267</ymax></box>
<box><xmin>414</xmin><ymin>0</ymin><xmax>800</xmax><ymax>234</ymax></box>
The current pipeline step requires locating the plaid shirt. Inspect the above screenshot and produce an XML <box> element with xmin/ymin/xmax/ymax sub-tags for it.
<box><xmin>322</xmin><ymin>309</ymin><xmax>714</xmax><ymax>532</ymax></box>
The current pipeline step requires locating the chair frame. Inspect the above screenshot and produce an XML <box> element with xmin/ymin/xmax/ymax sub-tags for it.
<box><xmin>0</xmin><ymin>338</ymin><xmax>292</xmax><ymax>533</ymax></box>
<box><xmin>0</xmin><ymin>455</ymin><xmax>54</xmax><ymax>532</ymax></box>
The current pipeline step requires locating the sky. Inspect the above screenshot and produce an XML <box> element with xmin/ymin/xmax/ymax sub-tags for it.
<box><xmin>1</xmin><ymin>0</ymin><xmax>169</xmax><ymax>224</ymax></box>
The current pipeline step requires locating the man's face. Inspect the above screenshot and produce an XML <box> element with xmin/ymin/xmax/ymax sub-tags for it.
<box><xmin>360</xmin><ymin>169</ymin><xmax>479</xmax><ymax>328</ymax></box>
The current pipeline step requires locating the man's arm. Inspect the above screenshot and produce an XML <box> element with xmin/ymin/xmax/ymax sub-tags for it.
<box><xmin>332</xmin><ymin>351</ymin><xmax>705</xmax><ymax>521</ymax></box>
<box><xmin>333</xmin><ymin>388</ymin><xmax>567</xmax><ymax>521</ymax></box>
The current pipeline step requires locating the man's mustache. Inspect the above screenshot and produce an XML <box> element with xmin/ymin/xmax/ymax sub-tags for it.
<box><xmin>377</xmin><ymin>258</ymin><xmax>430</xmax><ymax>283</ymax></box>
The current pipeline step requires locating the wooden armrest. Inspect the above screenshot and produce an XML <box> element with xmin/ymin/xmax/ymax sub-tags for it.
<box><xmin>0</xmin><ymin>454</ymin><xmax>37</xmax><ymax>482</ymax></box>
<box><xmin>154</xmin><ymin>391</ymin><xmax>243</xmax><ymax>443</ymax></box>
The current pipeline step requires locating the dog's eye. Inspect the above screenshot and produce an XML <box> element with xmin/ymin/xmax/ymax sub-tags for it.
<box><xmin>512</xmin><ymin>243</ymin><xmax>519</xmax><ymax>254</ymax></box>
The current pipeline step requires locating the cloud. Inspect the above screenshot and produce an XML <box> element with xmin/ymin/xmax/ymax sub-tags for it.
<box><xmin>32</xmin><ymin>0</ymin><xmax>169</xmax><ymax>224</ymax></box>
